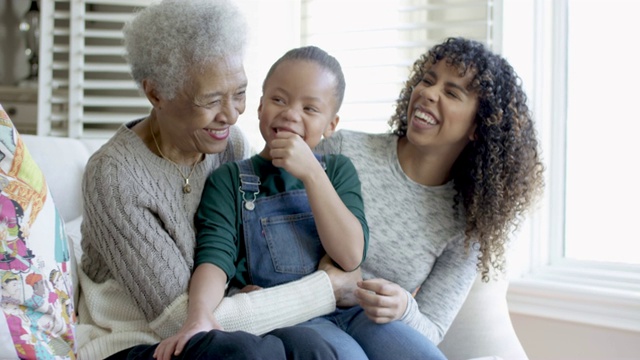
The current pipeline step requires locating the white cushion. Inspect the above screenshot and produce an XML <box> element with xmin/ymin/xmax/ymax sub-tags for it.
<box><xmin>20</xmin><ymin>134</ymin><xmax>106</xmax><ymax>224</ymax></box>
<box><xmin>439</xmin><ymin>275</ymin><xmax>528</xmax><ymax>360</ymax></box>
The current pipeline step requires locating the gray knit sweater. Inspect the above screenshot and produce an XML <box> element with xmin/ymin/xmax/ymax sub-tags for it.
<box><xmin>80</xmin><ymin>120</ymin><xmax>247</xmax><ymax>320</ymax></box>
<box><xmin>77</xmin><ymin>121</ymin><xmax>335</xmax><ymax>358</ymax></box>
<box><xmin>315</xmin><ymin>130</ymin><xmax>479</xmax><ymax>343</ymax></box>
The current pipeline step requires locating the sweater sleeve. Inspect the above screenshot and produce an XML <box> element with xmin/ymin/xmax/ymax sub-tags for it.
<box><xmin>325</xmin><ymin>154</ymin><xmax>369</xmax><ymax>263</ymax></box>
<box><xmin>149</xmin><ymin>270</ymin><xmax>335</xmax><ymax>338</ymax></box>
<box><xmin>194</xmin><ymin>163</ymin><xmax>239</xmax><ymax>278</ymax></box>
<box><xmin>400</xmin><ymin>234</ymin><xmax>478</xmax><ymax>343</ymax></box>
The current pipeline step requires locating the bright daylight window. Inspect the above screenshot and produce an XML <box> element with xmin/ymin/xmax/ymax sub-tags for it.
<box><xmin>301</xmin><ymin>0</ymin><xmax>495</xmax><ymax>133</ymax></box>
<box><xmin>507</xmin><ymin>0</ymin><xmax>640</xmax><ymax>332</ymax></box>
<box><xmin>564</xmin><ymin>0</ymin><xmax>640</xmax><ymax>266</ymax></box>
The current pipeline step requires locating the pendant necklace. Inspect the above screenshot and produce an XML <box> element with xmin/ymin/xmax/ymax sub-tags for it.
<box><xmin>150</xmin><ymin>120</ymin><xmax>199</xmax><ymax>194</ymax></box>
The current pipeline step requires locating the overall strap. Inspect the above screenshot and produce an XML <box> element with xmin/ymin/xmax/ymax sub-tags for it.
<box><xmin>314</xmin><ymin>153</ymin><xmax>327</xmax><ymax>170</ymax></box>
<box><xmin>237</xmin><ymin>158</ymin><xmax>260</xmax><ymax>211</ymax></box>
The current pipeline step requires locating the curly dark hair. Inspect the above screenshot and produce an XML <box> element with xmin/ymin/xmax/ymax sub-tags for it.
<box><xmin>389</xmin><ymin>37</ymin><xmax>544</xmax><ymax>281</ymax></box>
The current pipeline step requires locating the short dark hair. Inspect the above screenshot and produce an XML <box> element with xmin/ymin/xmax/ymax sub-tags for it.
<box><xmin>263</xmin><ymin>46</ymin><xmax>346</xmax><ymax>112</ymax></box>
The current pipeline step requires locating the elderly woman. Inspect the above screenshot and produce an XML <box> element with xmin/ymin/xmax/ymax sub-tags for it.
<box><xmin>77</xmin><ymin>1</ymin><xmax>337</xmax><ymax>359</ymax></box>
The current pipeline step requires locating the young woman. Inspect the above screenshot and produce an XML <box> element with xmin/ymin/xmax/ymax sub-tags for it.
<box><xmin>314</xmin><ymin>37</ymin><xmax>544</xmax><ymax>355</ymax></box>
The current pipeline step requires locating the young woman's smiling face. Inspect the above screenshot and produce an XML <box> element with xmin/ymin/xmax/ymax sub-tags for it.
<box><xmin>406</xmin><ymin>60</ymin><xmax>479</xmax><ymax>156</ymax></box>
<box><xmin>258</xmin><ymin>59</ymin><xmax>339</xmax><ymax>156</ymax></box>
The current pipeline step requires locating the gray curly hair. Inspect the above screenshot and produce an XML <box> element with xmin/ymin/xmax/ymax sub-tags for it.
<box><xmin>123</xmin><ymin>0</ymin><xmax>247</xmax><ymax>99</ymax></box>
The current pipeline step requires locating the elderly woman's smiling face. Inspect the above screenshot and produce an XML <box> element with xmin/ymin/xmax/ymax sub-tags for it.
<box><xmin>156</xmin><ymin>54</ymin><xmax>248</xmax><ymax>156</ymax></box>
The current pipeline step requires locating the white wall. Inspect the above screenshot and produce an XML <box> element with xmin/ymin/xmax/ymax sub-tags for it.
<box><xmin>511</xmin><ymin>314</ymin><xmax>640</xmax><ymax>360</ymax></box>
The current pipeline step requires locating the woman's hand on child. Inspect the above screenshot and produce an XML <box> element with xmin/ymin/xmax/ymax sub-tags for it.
<box><xmin>153</xmin><ymin>313</ymin><xmax>223</xmax><ymax>360</ymax></box>
<box><xmin>355</xmin><ymin>279</ymin><xmax>408</xmax><ymax>324</ymax></box>
<box><xmin>319</xmin><ymin>255</ymin><xmax>361</xmax><ymax>307</ymax></box>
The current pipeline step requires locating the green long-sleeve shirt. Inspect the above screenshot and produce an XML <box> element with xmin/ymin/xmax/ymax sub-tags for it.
<box><xmin>195</xmin><ymin>154</ymin><xmax>369</xmax><ymax>288</ymax></box>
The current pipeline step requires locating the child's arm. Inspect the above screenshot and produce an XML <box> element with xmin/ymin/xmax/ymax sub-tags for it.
<box><xmin>270</xmin><ymin>132</ymin><xmax>364</xmax><ymax>271</ymax></box>
<box><xmin>153</xmin><ymin>263</ymin><xmax>227</xmax><ymax>360</ymax></box>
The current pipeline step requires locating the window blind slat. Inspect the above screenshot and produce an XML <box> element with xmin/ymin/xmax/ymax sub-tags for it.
<box><xmin>86</xmin><ymin>0</ymin><xmax>151</xmax><ymax>6</ymax></box>
<box><xmin>83</xmin><ymin>80</ymin><xmax>138</xmax><ymax>90</ymax></box>
<box><xmin>84</xmin><ymin>46</ymin><xmax>126</xmax><ymax>56</ymax></box>
<box><xmin>82</xmin><ymin>112</ymin><xmax>149</xmax><ymax>124</ymax></box>
<box><xmin>83</xmin><ymin>96</ymin><xmax>148</xmax><ymax>107</ymax></box>
<box><xmin>84</xmin><ymin>29</ymin><xmax>125</xmax><ymax>39</ymax></box>
<box><xmin>83</xmin><ymin>63</ymin><xmax>130</xmax><ymax>73</ymax></box>
<box><xmin>84</xmin><ymin>13</ymin><xmax>134</xmax><ymax>23</ymax></box>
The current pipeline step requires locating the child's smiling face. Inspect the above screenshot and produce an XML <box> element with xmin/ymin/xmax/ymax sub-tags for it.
<box><xmin>258</xmin><ymin>59</ymin><xmax>340</xmax><ymax>151</ymax></box>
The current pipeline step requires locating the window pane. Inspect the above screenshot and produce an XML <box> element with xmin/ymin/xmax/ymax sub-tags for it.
<box><xmin>565</xmin><ymin>0</ymin><xmax>640</xmax><ymax>265</ymax></box>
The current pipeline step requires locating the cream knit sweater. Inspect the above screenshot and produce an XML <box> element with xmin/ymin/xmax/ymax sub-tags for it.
<box><xmin>76</xmin><ymin>121</ymin><xmax>335</xmax><ymax>359</ymax></box>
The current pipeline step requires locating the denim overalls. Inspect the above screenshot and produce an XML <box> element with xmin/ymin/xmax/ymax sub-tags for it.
<box><xmin>237</xmin><ymin>157</ymin><xmax>445</xmax><ymax>360</ymax></box>
<box><xmin>237</xmin><ymin>157</ymin><xmax>326</xmax><ymax>288</ymax></box>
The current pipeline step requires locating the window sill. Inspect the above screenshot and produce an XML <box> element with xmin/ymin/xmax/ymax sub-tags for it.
<box><xmin>506</xmin><ymin>262</ymin><xmax>640</xmax><ymax>332</ymax></box>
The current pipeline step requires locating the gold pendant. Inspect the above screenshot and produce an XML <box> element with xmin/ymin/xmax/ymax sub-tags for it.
<box><xmin>183</xmin><ymin>180</ymin><xmax>191</xmax><ymax>194</ymax></box>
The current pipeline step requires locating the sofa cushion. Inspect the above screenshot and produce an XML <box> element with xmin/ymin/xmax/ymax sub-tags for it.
<box><xmin>20</xmin><ymin>134</ymin><xmax>106</xmax><ymax>224</ymax></box>
<box><xmin>439</xmin><ymin>275</ymin><xmax>528</xmax><ymax>360</ymax></box>
<box><xmin>0</xmin><ymin>105</ymin><xmax>76</xmax><ymax>359</ymax></box>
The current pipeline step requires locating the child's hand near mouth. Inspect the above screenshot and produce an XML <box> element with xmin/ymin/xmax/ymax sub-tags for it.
<box><xmin>269</xmin><ymin>130</ymin><xmax>324</xmax><ymax>182</ymax></box>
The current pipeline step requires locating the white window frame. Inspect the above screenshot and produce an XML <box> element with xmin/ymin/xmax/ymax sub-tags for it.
<box><xmin>505</xmin><ymin>0</ymin><xmax>640</xmax><ymax>333</ymax></box>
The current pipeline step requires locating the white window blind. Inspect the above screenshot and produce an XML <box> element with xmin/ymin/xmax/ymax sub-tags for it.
<box><xmin>301</xmin><ymin>0</ymin><xmax>500</xmax><ymax>133</ymax></box>
<box><xmin>36</xmin><ymin>0</ymin><xmax>499</xmax><ymax>139</ymax></box>
<box><xmin>38</xmin><ymin>0</ymin><xmax>151</xmax><ymax>138</ymax></box>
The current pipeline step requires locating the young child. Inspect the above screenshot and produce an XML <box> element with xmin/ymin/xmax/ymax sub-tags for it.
<box><xmin>155</xmin><ymin>46</ymin><xmax>370</xmax><ymax>359</ymax></box>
